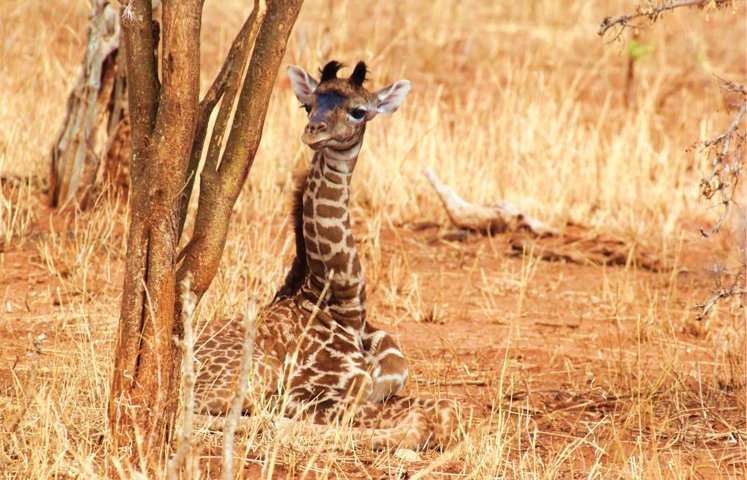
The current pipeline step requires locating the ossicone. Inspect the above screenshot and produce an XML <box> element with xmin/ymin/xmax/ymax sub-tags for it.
<box><xmin>319</xmin><ymin>60</ymin><xmax>343</xmax><ymax>83</ymax></box>
<box><xmin>349</xmin><ymin>61</ymin><xmax>367</xmax><ymax>86</ymax></box>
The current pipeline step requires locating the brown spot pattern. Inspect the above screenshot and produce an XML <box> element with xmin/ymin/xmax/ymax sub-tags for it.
<box><xmin>316</xmin><ymin>203</ymin><xmax>345</xmax><ymax>218</ymax></box>
<box><xmin>316</xmin><ymin>224</ymin><xmax>344</xmax><ymax>243</ymax></box>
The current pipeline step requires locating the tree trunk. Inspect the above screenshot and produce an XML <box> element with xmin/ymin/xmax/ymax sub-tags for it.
<box><xmin>108</xmin><ymin>0</ymin><xmax>200</xmax><ymax>460</ymax></box>
<box><xmin>107</xmin><ymin>0</ymin><xmax>304</xmax><ymax>469</ymax></box>
<box><xmin>49</xmin><ymin>0</ymin><xmax>130</xmax><ymax>209</ymax></box>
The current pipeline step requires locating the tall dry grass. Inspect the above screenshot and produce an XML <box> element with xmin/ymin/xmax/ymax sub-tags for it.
<box><xmin>1</xmin><ymin>0</ymin><xmax>746</xmax><ymax>478</ymax></box>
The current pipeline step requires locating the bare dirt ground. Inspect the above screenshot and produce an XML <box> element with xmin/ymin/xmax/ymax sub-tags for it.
<box><xmin>1</xmin><ymin>201</ymin><xmax>744</xmax><ymax>478</ymax></box>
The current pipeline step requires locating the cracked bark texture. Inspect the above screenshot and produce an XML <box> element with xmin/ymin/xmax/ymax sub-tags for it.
<box><xmin>107</xmin><ymin>0</ymin><xmax>303</xmax><ymax>468</ymax></box>
<box><xmin>49</xmin><ymin>0</ymin><xmax>128</xmax><ymax>208</ymax></box>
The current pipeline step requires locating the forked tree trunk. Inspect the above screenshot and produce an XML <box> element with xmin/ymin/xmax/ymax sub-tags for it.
<box><xmin>107</xmin><ymin>0</ymin><xmax>303</xmax><ymax>468</ymax></box>
<box><xmin>49</xmin><ymin>0</ymin><xmax>130</xmax><ymax>208</ymax></box>
<box><xmin>108</xmin><ymin>0</ymin><xmax>193</xmax><ymax>459</ymax></box>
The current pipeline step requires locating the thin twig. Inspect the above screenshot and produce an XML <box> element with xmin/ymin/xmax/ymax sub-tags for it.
<box><xmin>222</xmin><ymin>300</ymin><xmax>258</xmax><ymax>480</ymax></box>
<box><xmin>166</xmin><ymin>275</ymin><xmax>198</xmax><ymax>480</ymax></box>
<box><xmin>415</xmin><ymin>378</ymin><xmax>488</xmax><ymax>387</ymax></box>
<box><xmin>699</xmin><ymin>83</ymin><xmax>747</xmax><ymax>238</ymax></box>
<box><xmin>704</xmin><ymin>100</ymin><xmax>747</xmax><ymax>151</ymax></box>
<box><xmin>598</xmin><ymin>0</ymin><xmax>733</xmax><ymax>37</ymax></box>
<box><xmin>697</xmin><ymin>286</ymin><xmax>747</xmax><ymax>320</ymax></box>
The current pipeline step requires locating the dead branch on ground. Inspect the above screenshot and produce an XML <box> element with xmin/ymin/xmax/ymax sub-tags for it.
<box><xmin>423</xmin><ymin>167</ymin><xmax>666</xmax><ymax>271</ymax></box>
<box><xmin>423</xmin><ymin>167</ymin><xmax>558</xmax><ymax>237</ymax></box>
<box><xmin>697</xmin><ymin>286</ymin><xmax>747</xmax><ymax>320</ymax></box>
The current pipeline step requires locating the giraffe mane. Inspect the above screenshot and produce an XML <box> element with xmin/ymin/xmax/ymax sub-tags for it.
<box><xmin>273</xmin><ymin>171</ymin><xmax>309</xmax><ymax>302</ymax></box>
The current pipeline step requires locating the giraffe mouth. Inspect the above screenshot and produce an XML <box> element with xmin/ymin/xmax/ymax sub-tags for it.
<box><xmin>303</xmin><ymin>130</ymin><xmax>360</xmax><ymax>152</ymax></box>
<box><xmin>302</xmin><ymin>131</ymin><xmax>332</xmax><ymax>150</ymax></box>
<box><xmin>327</xmin><ymin>134</ymin><xmax>360</xmax><ymax>152</ymax></box>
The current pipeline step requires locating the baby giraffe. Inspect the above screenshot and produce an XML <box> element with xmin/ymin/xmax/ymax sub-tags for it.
<box><xmin>194</xmin><ymin>61</ymin><xmax>459</xmax><ymax>450</ymax></box>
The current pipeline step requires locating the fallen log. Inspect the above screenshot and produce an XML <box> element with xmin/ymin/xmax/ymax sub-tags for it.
<box><xmin>423</xmin><ymin>167</ymin><xmax>666</xmax><ymax>272</ymax></box>
<box><xmin>423</xmin><ymin>167</ymin><xmax>557</xmax><ymax>237</ymax></box>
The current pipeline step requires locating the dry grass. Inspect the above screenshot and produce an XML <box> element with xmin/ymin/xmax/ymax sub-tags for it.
<box><xmin>1</xmin><ymin>0</ymin><xmax>746</xmax><ymax>478</ymax></box>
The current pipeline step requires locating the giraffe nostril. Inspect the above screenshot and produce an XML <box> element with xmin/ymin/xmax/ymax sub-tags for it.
<box><xmin>307</xmin><ymin>122</ymin><xmax>327</xmax><ymax>134</ymax></box>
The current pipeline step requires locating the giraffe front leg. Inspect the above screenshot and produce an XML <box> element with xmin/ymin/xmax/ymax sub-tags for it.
<box><xmin>361</xmin><ymin>323</ymin><xmax>409</xmax><ymax>402</ymax></box>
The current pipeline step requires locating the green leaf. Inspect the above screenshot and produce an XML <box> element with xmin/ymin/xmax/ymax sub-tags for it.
<box><xmin>627</xmin><ymin>39</ymin><xmax>655</xmax><ymax>61</ymax></box>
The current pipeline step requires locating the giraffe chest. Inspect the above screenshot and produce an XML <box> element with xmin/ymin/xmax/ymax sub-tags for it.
<box><xmin>285</xmin><ymin>319</ymin><xmax>370</xmax><ymax>393</ymax></box>
<box><xmin>260</xmin><ymin>299</ymin><xmax>367</xmax><ymax>382</ymax></box>
<box><xmin>258</xmin><ymin>298</ymin><xmax>365</xmax><ymax>355</ymax></box>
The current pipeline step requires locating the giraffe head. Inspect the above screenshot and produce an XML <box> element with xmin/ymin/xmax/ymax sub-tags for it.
<box><xmin>288</xmin><ymin>60</ymin><xmax>411</xmax><ymax>154</ymax></box>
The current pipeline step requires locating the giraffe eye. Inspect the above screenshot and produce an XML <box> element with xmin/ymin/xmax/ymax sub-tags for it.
<box><xmin>349</xmin><ymin>108</ymin><xmax>367</xmax><ymax>121</ymax></box>
<box><xmin>301</xmin><ymin>103</ymin><xmax>311</xmax><ymax>114</ymax></box>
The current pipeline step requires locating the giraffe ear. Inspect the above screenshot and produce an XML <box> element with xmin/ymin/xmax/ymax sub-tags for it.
<box><xmin>287</xmin><ymin>65</ymin><xmax>318</xmax><ymax>104</ymax></box>
<box><xmin>375</xmin><ymin>80</ymin><xmax>412</xmax><ymax>114</ymax></box>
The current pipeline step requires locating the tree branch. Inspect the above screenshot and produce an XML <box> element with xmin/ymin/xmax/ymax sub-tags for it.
<box><xmin>177</xmin><ymin>0</ymin><xmax>304</xmax><ymax>300</ymax></box>
<box><xmin>699</xmin><ymin>79</ymin><xmax>747</xmax><ymax>237</ymax></box>
<box><xmin>132</xmin><ymin>0</ymin><xmax>203</xmax><ymax>451</ymax></box>
<box><xmin>697</xmin><ymin>285</ymin><xmax>747</xmax><ymax>320</ymax></box>
<box><xmin>198</xmin><ymin>0</ymin><xmax>260</xmax><ymax>120</ymax></box>
<box><xmin>704</xmin><ymin>88</ymin><xmax>747</xmax><ymax>151</ymax></box>
<box><xmin>120</xmin><ymin>0</ymin><xmax>158</xmax><ymax>174</ymax></box>
<box><xmin>598</xmin><ymin>0</ymin><xmax>735</xmax><ymax>37</ymax></box>
<box><xmin>177</xmin><ymin>0</ymin><xmax>262</xmax><ymax>240</ymax></box>
<box><xmin>202</xmin><ymin>0</ymin><xmax>263</xmax><ymax>176</ymax></box>
<box><xmin>110</xmin><ymin>0</ymin><xmax>158</xmax><ymax>433</ymax></box>
<box><xmin>151</xmin><ymin>0</ymin><xmax>203</xmax><ymax>185</ymax></box>
<box><xmin>110</xmin><ymin>0</ymin><xmax>204</xmax><ymax>458</ymax></box>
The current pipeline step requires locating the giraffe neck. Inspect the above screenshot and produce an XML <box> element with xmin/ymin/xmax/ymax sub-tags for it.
<box><xmin>298</xmin><ymin>143</ymin><xmax>366</xmax><ymax>328</ymax></box>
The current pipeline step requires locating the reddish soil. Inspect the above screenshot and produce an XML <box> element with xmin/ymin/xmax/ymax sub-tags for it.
<box><xmin>1</xmin><ymin>206</ymin><xmax>744</xmax><ymax>477</ymax></box>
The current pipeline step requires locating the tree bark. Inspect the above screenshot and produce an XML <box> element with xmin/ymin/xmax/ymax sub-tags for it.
<box><xmin>108</xmin><ymin>0</ymin><xmax>201</xmax><ymax>460</ymax></box>
<box><xmin>107</xmin><ymin>0</ymin><xmax>304</xmax><ymax>469</ymax></box>
<box><xmin>49</xmin><ymin>0</ymin><xmax>128</xmax><ymax>208</ymax></box>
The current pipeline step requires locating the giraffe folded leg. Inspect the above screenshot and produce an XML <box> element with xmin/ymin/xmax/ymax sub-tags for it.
<box><xmin>292</xmin><ymin>391</ymin><xmax>460</xmax><ymax>450</ymax></box>
<box><xmin>361</xmin><ymin>323</ymin><xmax>409</xmax><ymax>402</ymax></box>
<box><xmin>356</xmin><ymin>396</ymin><xmax>461</xmax><ymax>450</ymax></box>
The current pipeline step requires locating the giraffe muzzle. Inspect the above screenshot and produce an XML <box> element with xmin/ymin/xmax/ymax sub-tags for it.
<box><xmin>302</xmin><ymin>124</ymin><xmax>332</xmax><ymax>150</ymax></box>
